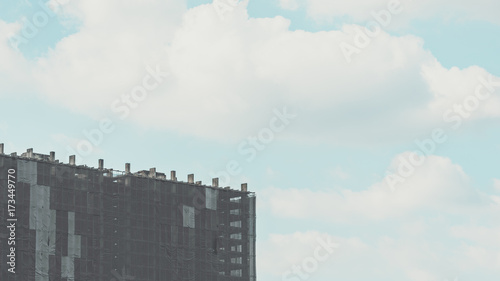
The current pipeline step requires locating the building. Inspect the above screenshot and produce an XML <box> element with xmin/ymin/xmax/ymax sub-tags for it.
<box><xmin>0</xmin><ymin>145</ymin><xmax>256</xmax><ymax>281</ymax></box>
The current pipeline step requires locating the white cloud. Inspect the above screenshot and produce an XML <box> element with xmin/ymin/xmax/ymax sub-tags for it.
<box><xmin>494</xmin><ymin>178</ymin><xmax>500</xmax><ymax>192</ymax></box>
<box><xmin>451</xmin><ymin>225</ymin><xmax>500</xmax><ymax>249</ymax></box>
<box><xmin>32</xmin><ymin>0</ymin><xmax>185</xmax><ymax>116</ymax></box>
<box><xmin>258</xmin><ymin>231</ymin><xmax>370</xmax><ymax>279</ymax></box>
<box><xmin>0</xmin><ymin>20</ymin><xmax>34</xmax><ymax>96</ymax></box>
<box><xmin>3</xmin><ymin>1</ymin><xmax>500</xmax><ymax>145</ymax></box>
<box><xmin>259</xmin><ymin>226</ymin><xmax>500</xmax><ymax>281</ymax></box>
<box><xmin>133</xmin><ymin>5</ymin><xmax>500</xmax><ymax>144</ymax></box>
<box><xmin>258</xmin><ymin>155</ymin><xmax>500</xmax><ymax>280</ymax></box>
<box><xmin>305</xmin><ymin>0</ymin><xmax>500</xmax><ymax>27</ymax></box>
<box><xmin>261</xmin><ymin>153</ymin><xmax>494</xmax><ymax>223</ymax></box>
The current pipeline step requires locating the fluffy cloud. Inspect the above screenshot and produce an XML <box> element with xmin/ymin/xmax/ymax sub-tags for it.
<box><xmin>113</xmin><ymin>2</ymin><xmax>500</xmax><ymax>144</ymax></box>
<box><xmin>3</xmin><ymin>0</ymin><xmax>500</xmax><ymax>145</ymax></box>
<box><xmin>303</xmin><ymin>0</ymin><xmax>500</xmax><ymax>27</ymax></box>
<box><xmin>494</xmin><ymin>178</ymin><xmax>500</xmax><ymax>192</ymax></box>
<box><xmin>258</xmin><ymin>232</ymin><xmax>377</xmax><ymax>280</ymax></box>
<box><xmin>262</xmin><ymin>154</ymin><xmax>493</xmax><ymax>223</ymax></box>
<box><xmin>32</xmin><ymin>0</ymin><xmax>185</xmax><ymax>116</ymax></box>
<box><xmin>0</xmin><ymin>20</ymin><xmax>34</xmax><ymax>96</ymax></box>
<box><xmin>258</xmin><ymin>227</ymin><xmax>500</xmax><ymax>281</ymax></box>
<box><xmin>258</xmin><ymin>155</ymin><xmax>500</xmax><ymax>280</ymax></box>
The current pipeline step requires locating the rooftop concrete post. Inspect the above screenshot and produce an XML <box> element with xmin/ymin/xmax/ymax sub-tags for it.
<box><xmin>124</xmin><ymin>163</ymin><xmax>131</xmax><ymax>186</ymax></box>
<box><xmin>188</xmin><ymin>174</ymin><xmax>194</xmax><ymax>183</ymax></box>
<box><xmin>27</xmin><ymin>148</ymin><xmax>33</xmax><ymax>158</ymax></box>
<box><xmin>241</xmin><ymin>183</ymin><xmax>248</xmax><ymax>192</ymax></box>
<box><xmin>49</xmin><ymin>151</ymin><xmax>55</xmax><ymax>162</ymax></box>
<box><xmin>212</xmin><ymin>178</ymin><xmax>219</xmax><ymax>187</ymax></box>
<box><xmin>171</xmin><ymin>170</ymin><xmax>177</xmax><ymax>181</ymax></box>
<box><xmin>150</xmin><ymin>168</ymin><xmax>156</xmax><ymax>178</ymax></box>
<box><xmin>0</xmin><ymin>143</ymin><xmax>4</xmax><ymax>154</ymax></box>
<box><xmin>69</xmin><ymin>155</ymin><xmax>76</xmax><ymax>165</ymax></box>
<box><xmin>195</xmin><ymin>181</ymin><xmax>202</xmax><ymax>185</ymax></box>
<box><xmin>98</xmin><ymin>159</ymin><xmax>104</xmax><ymax>170</ymax></box>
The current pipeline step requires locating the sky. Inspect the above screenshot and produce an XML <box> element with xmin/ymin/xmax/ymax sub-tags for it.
<box><xmin>1</xmin><ymin>0</ymin><xmax>500</xmax><ymax>280</ymax></box>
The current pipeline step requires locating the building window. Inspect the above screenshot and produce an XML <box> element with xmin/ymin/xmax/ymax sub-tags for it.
<box><xmin>230</xmin><ymin>221</ymin><xmax>242</xmax><ymax>228</ymax></box>
<box><xmin>230</xmin><ymin>196</ymin><xmax>241</xmax><ymax>203</ymax></box>
<box><xmin>231</xmin><ymin>257</ymin><xmax>242</xmax><ymax>264</ymax></box>
<box><xmin>230</xmin><ymin>233</ymin><xmax>242</xmax><ymax>240</ymax></box>
<box><xmin>231</xmin><ymin>245</ymin><xmax>243</xmax><ymax>252</ymax></box>
<box><xmin>230</xmin><ymin>269</ymin><xmax>242</xmax><ymax>277</ymax></box>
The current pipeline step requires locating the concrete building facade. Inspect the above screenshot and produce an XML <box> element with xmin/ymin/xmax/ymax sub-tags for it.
<box><xmin>0</xmin><ymin>145</ymin><xmax>256</xmax><ymax>281</ymax></box>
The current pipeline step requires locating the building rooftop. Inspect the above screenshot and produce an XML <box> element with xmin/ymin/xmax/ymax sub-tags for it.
<box><xmin>0</xmin><ymin>143</ymin><xmax>252</xmax><ymax>194</ymax></box>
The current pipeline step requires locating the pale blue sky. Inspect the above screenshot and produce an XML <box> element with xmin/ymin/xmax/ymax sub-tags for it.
<box><xmin>1</xmin><ymin>0</ymin><xmax>500</xmax><ymax>280</ymax></box>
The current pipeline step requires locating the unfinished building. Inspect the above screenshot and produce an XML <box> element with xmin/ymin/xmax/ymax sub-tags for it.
<box><xmin>0</xmin><ymin>145</ymin><xmax>256</xmax><ymax>281</ymax></box>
